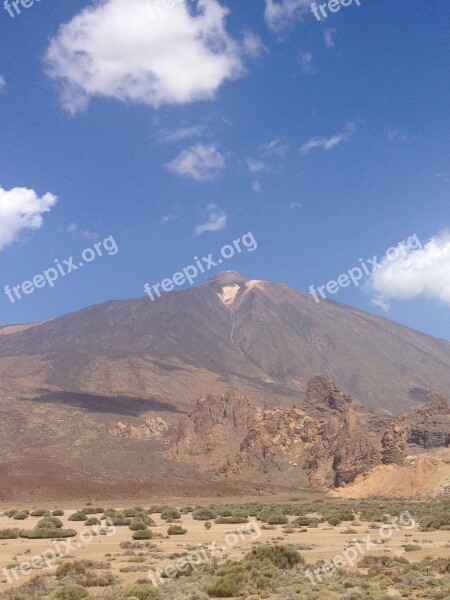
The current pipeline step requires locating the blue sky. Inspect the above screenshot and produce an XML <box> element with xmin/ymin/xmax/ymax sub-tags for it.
<box><xmin>0</xmin><ymin>0</ymin><xmax>449</xmax><ymax>340</ymax></box>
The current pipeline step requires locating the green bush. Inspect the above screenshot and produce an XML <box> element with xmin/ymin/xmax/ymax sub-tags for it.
<box><xmin>167</xmin><ymin>525</ymin><xmax>187</xmax><ymax>535</ymax></box>
<box><xmin>51</xmin><ymin>584</ymin><xmax>90</xmax><ymax>599</ymax></box>
<box><xmin>37</xmin><ymin>516</ymin><xmax>64</xmax><ymax>529</ymax></box>
<box><xmin>84</xmin><ymin>517</ymin><xmax>101</xmax><ymax>526</ymax></box>
<box><xmin>404</xmin><ymin>544</ymin><xmax>422</xmax><ymax>552</ymax></box>
<box><xmin>12</xmin><ymin>511</ymin><xmax>28</xmax><ymax>521</ymax></box>
<box><xmin>204</xmin><ymin>521</ymin><xmax>212</xmax><ymax>530</ymax></box>
<box><xmin>215</xmin><ymin>516</ymin><xmax>248</xmax><ymax>524</ymax></box>
<box><xmin>161</xmin><ymin>508</ymin><xmax>181</xmax><ymax>521</ymax></box>
<box><xmin>192</xmin><ymin>508</ymin><xmax>218</xmax><ymax>521</ymax></box>
<box><xmin>266</xmin><ymin>514</ymin><xmax>288</xmax><ymax>525</ymax></box>
<box><xmin>132</xmin><ymin>529</ymin><xmax>154</xmax><ymax>540</ymax></box>
<box><xmin>68</xmin><ymin>512</ymin><xmax>88</xmax><ymax>522</ymax></box>
<box><xmin>21</xmin><ymin>528</ymin><xmax>77</xmax><ymax>539</ymax></box>
<box><xmin>56</xmin><ymin>561</ymin><xmax>87</xmax><ymax>578</ymax></box>
<box><xmin>82</xmin><ymin>507</ymin><xmax>104</xmax><ymax>514</ymax></box>
<box><xmin>328</xmin><ymin>516</ymin><xmax>342</xmax><ymax>526</ymax></box>
<box><xmin>30</xmin><ymin>509</ymin><xmax>49</xmax><ymax>517</ymax></box>
<box><xmin>110</xmin><ymin>516</ymin><xmax>132</xmax><ymax>526</ymax></box>
<box><xmin>52</xmin><ymin>510</ymin><xmax>65</xmax><ymax>517</ymax></box>
<box><xmin>120</xmin><ymin>584</ymin><xmax>160</xmax><ymax>599</ymax></box>
<box><xmin>130</xmin><ymin>520</ymin><xmax>148</xmax><ymax>531</ymax></box>
<box><xmin>0</xmin><ymin>528</ymin><xmax>22</xmax><ymax>539</ymax></box>
<box><xmin>246</xmin><ymin>544</ymin><xmax>304</xmax><ymax>569</ymax></box>
<box><xmin>291</xmin><ymin>516</ymin><xmax>319</xmax><ymax>528</ymax></box>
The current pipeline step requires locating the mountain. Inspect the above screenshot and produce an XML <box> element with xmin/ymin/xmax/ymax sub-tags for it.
<box><xmin>1</xmin><ymin>270</ymin><xmax>449</xmax><ymax>414</ymax></box>
<box><xmin>1</xmin><ymin>270</ymin><xmax>450</xmax><ymax>499</ymax></box>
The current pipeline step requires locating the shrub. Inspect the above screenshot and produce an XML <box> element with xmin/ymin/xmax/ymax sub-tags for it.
<box><xmin>132</xmin><ymin>530</ymin><xmax>154</xmax><ymax>540</ymax></box>
<box><xmin>192</xmin><ymin>508</ymin><xmax>218</xmax><ymax>521</ymax></box>
<box><xmin>291</xmin><ymin>516</ymin><xmax>319</xmax><ymax>528</ymax></box>
<box><xmin>161</xmin><ymin>508</ymin><xmax>181</xmax><ymax>521</ymax></box>
<box><xmin>328</xmin><ymin>516</ymin><xmax>342</xmax><ymax>526</ymax></box>
<box><xmin>37</xmin><ymin>516</ymin><xmax>64</xmax><ymax>529</ymax></box>
<box><xmin>215</xmin><ymin>516</ymin><xmax>248</xmax><ymax>525</ymax></box>
<box><xmin>84</xmin><ymin>517</ymin><xmax>101</xmax><ymax>526</ymax></box>
<box><xmin>52</xmin><ymin>510</ymin><xmax>65</xmax><ymax>517</ymax></box>
<box><xmin>21</xmin><ymin>528</ymin><xmax>77</xmax><ymax>539</ymax></box>
<box><xmin>404</xmin><ymin>544</ymin><xmax>422</xmax><ymax>552</ymax></box>
<box><xmin>56</xmin><ymin>561</ymin><xmax>87</xmax><ymax>578</ymax></box>
<box><xmin>246</xmin><ymin>544</ymin><xmax>304</xmax><ymax>569</ymax></box>
<box><xmin>82</xmin><ymin>507</ymin><xmax>104</xmax><ymax>514</ymax></box>
<box><xmin>51</xmin><ymin>584</ymin><xmax>90</xmax><ymax>599</ymax></box>
<box><xmin>0</xmin><ymin>528</ymin><xmax>22</xmax><ymax>539</ymax></box>
<box><xmin>120</xmin><ymin>584</ymin><xmax>160</xmax><ymax>599</ymax></box>
<box><xmin>12</xmin><ymin>511</ymin><xmax>28</xmax><ymax>520</ymax></box>
<box><xmin>204</xmin><ymin>521</ymin><xmax>212</xmax><ymax>530</ymax></box>
<box><xmin>167</xmin><ymin>525</ymin><xmax>187</xmax><ymax>535</ymax></box>
<box><xmin>266</xmin><ymin>514</ymin><xmax>288</xmax><ymax>525</ymax></box>
<box><xmin>4</xmin><ymin>510</ymin><xmax>19</xmax><ymax>518</ymax></box>
<box><xmin>130</xmin><ymin>520</ymin><xmax>148</xmax><ymax>531</ymax></box>
<box><xmin>110</xmin><ymin>516</ymin><xmax>132</xmax><ymax>526</ymax></box>
<box><xmin>30</xmin><ymin>509</ymin><xmax>49</xmax><ymax>517</ymax></box>
<box><xmin>203</xmin><ymin>575</ymin><xmax>241</xmax><ymax>597</ymax></box>
<box><xmin>68</xmin><ymin>512</ymin><xmax>88</xmax><ymax>522</ymax></box>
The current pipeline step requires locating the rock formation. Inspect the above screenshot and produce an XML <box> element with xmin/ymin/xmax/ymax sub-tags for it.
<box><xmin>382</xmin><ymin>391</ymin><xmax>450</xmax><ymax>465</ymax></box>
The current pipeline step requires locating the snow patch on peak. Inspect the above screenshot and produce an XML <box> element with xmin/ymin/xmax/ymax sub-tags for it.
<box><xmin>218</xmin><ymin>284</ymin><xmax>241</xmax><ymax>306</ymax></box>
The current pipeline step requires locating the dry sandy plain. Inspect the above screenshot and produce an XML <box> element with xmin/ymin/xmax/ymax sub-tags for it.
<box><xmin>0</xmin><ymin>497</ymin><xmax>449</xmax><ymax>597</ymax></box>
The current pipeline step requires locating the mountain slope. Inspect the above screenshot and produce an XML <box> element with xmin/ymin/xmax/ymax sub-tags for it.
<box><xmin>1</xmin><ymin>271</ymin><xmax>449</xmax><ymax>415</ymax></box>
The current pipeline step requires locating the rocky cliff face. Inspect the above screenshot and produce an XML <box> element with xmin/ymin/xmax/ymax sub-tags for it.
<box><xmin>382</xmin><ymin>391</ymin><xmax>450</xmax><ymax>465</ymax></box>
<box><xmin>170</xmin><ymin>391</ymin><xmax>260</xmax><ymax>468</ymax></box>
<box><xmin>169</xmin><ymin>376</ymin><xmax>385</xmax><ymax>488</ymax></box>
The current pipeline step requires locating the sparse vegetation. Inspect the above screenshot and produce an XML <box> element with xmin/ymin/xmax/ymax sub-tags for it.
<box><xmin>167</xmin><ymin>525</ymin><xmax>187</xmax><ymax>535</ymax></box>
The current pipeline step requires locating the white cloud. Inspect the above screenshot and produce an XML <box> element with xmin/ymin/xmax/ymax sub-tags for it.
<box><xmin>161</xmin><ymin>213</ymin><xmax>178</xmax><ymax>225</ymax></box>
<box><xmin>264</xmin><ymin>0</ymin><xmax>311</xmax><ymax>34</ymax></box>
<box><xmin>194</xmin><ymin>204</ymin><xmax>227</xmax><ymax>235</ymax></box>
<box><xmin>67</xmin><ymin>223</ymin><xmax>98</xmax><ymax>240</ymax></box>
<box><xmin>246</xmin><ymin>159</ymin><xmax>269</xmax><ymax>174</ymax></box>
<box><xmin>242</xmin><ymin>31</ymin><xmax>267</xmax><ymax>58</ymax></box>
<box><xmin>166</xmin><ymin>143</ymin><xmax>225</xmax><ymax>181</ymax></box>
<box><xmin>0</xmin><ymin>75</ymin><xmax>6</xmax><ymax>92</ymax></box>
<box><xmin>45</xmin><ymin>0</ymin><xmax>248</xmax><ymax>115</ymax></box>
<box><xmin>324</xmin><ymin>27</ymin><xmax>337</xmax><ymax>48</ymax></box>
<box><xmin>261</xmin><ymin>137</ymin><xmax>289</xmax><ymax>157</ymax></box>
<box><xmin>300</xmin><ymin>122</ymin><xmax>355</xmax><ymax>155</ymax></box>
<box><xmin>369</xmin><ymin>232</ymin><xmax>450</xmax><ymax>310</ymax></box>
<box><xmin>157</xmin><ymin>124</ymin><xmax>206</xmax><ymax>144</ymax></box>
<box><xmin>289</xmin><ymin>201</ymin><xmax>302</xmax><ymax>210</ymax></box>
<box><xmin>0</xmin><ymin>185</ymin><xmax>58</xmax><ymax>250</ymax></box>
<box><xmin>299</xmin><ymin>51</ymin><xmax>315</xmax><ymax>74</ymax></box>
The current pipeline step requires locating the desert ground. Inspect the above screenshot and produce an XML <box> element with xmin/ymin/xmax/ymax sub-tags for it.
<box><xmin>0</xmin><ymin>496</ymin><xmax>449</xmax><ymax>599</ymax></box>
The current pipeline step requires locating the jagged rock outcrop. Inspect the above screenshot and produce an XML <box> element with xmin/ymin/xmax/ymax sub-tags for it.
<box><xmin>111</xmin><ymin>415</ymin><xmax>168</xmax><ymax>439</ymax></box>
<box><xmin>169</xmin><ymin>376</ymin><xmax>383</xmax><ymax>488</ymax></box>
<box><xmin>382</xmin><ymin>391</ymin><xmax>450</xmax><ymax>465</ymax></box>
<box><xmin>170</xmin><ymin>390</ymin><xmax>259</xmax><ymax>467</ymax></box>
